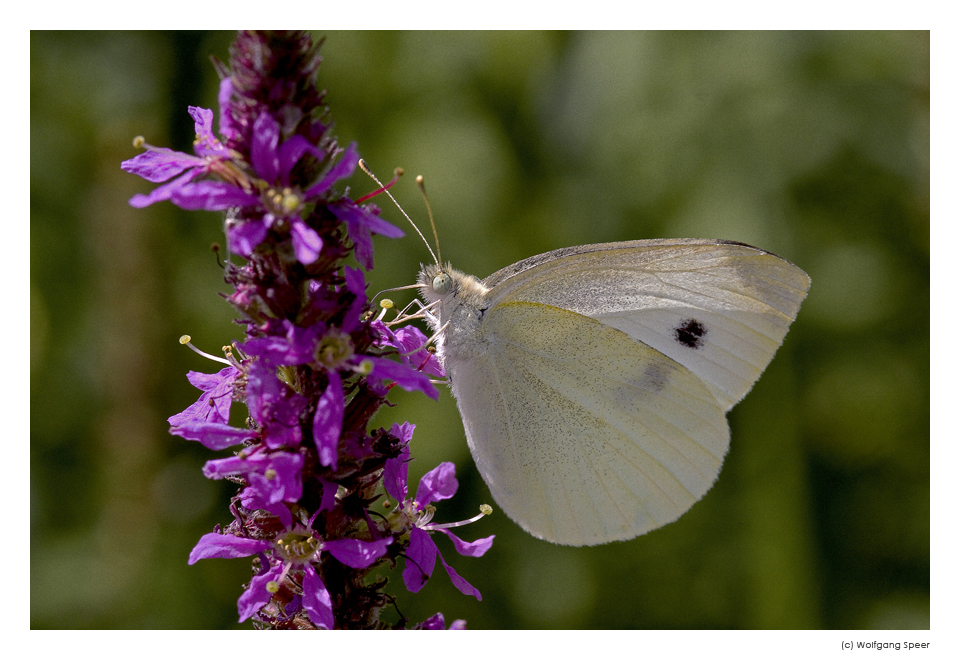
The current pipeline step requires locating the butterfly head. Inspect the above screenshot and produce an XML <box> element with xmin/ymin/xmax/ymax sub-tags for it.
<box><xmin>418</xmin><ymin>263</ymin><xmax>489</xmax><ymax>308</ymax></box>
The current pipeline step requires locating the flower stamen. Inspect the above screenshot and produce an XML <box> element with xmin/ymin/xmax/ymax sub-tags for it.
<box><xmin>277</xmin><ymin>529</ymin><xmax>321</xmax><ymax>563</ymax></box>
<box><xmin>423</xmin><ymin>504</ymin><xmax>493</xmax><ymax>531</ymax></box>
<box><xmin>376</xmin><ymin>299</ymin><xmax>394</xmax><ymax>322</ymax></box>
<box><xmin>180</xmin><ymin>335</ymin><xmax>232</xmax><ymax>366</ymax></box>
<box><xmin>315</xmin><ymin>329</ymin><xmax>354</xmax><ymax>370</ymax></box>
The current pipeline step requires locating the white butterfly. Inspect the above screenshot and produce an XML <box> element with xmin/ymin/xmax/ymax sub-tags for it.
<box><xmin>417</xmin><ymin>238</ymin><xmax>810</xmax><ymax>546</ymax></box>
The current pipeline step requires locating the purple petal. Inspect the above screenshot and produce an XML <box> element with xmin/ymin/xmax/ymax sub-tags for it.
<box><xmin>437</xmin><ymin>551</ymin><xmax>482</xmax><ymax>601</ymax></box>
<box><xmin>169</xmin><ymin>420</ymin><xmax>254</xmax><ymax>450</ymax></box>
<box><xmin>241</xmin><ymin>321</ymin><xmax>320</xmax><ymax>366</ymax></box>
<box><xmin>331</xmin><ymin>201</ymin><xmax>404</xmax><ymax>270</ymax></box>
<box><xmin>188</xmin><ymin>532</ymin><xmax>271</xmax><ymax>564</ymax></box>
<box><xmin>189</xmin><ymin>107</ymin><xmax>231</xmax><ymax>159</ymax></box>
<box><xmin>357</xmin><ymin>204</ymin><xmax>405</xmax><ymax>238</ymax></box>
<box><xmin>324</xmin><ymin>537</ymin><xmax>392</xmax><ymax>569</ymax></box>
<box><xmin>201</xmin><ymin>454</ymin><xmax>250</xmax><ymax>479</ymax></box>
<box><xmin>184</xmin><ymin>366</ymin><xmax>237</xmax><ymax>392</ymax></box>
<box><xmin>239</xmin><ymin>334</ymin><xmax>298</xmax><ymax>364</ymax></box>
<box><xmin>290</xmin><ymin>218</ymin><xmax>323</xmax><ymax>264</ymax></box>
<box><xmin>121</xmin><ymin>148</ymin><xmax>204</xmax><ymax>183</ymax></box>
<box><xmin>370</xmin><ymin>320</ymin><xmax>399</xmax><ymax>348</ymax></box>
<box><xmin>394</xmin><ymin>325</ymin><xmax>445</xmax><ymax>378</ymax></box>
<box><xmin>168</xmin><ymin>367</ymin><xmax>238</xmax><ymax>426</ymax></box>
<box><xmin>313</xmin><ymin>372</ymin><xmax>344</xmax><ymax>469</ymax></box>
<box><xmin>344</xmin><ymin>265</ymin><xmax>366</xmax><ymax>297</ymax></box>
<box><xmin>254</xmin><ymin>452</ymin><xmax>304</xmax><ymax>504</ymax></box>
<box><xmin>391</xmin><ymin>421</ymin><xmax>416</xmax><ymax>445</ymax></box>
<box><xmin>277</xmin><ymin>135</ymin><xmax>328</xmax><ymax>187</ymax></box>
<box><xmin>251</xmin><ymin>111</ymin><xmax>280</xmax><ymax>182</ymax></box>
<box><xmin>303</xmin><ymin>142</ymin><xmax>359</xmax><ymax>199</ymax></box>
<box><xmin>403</xmin><ymin>527</ymin><xmax>437</xmax><ymax>594</ymax></box>
<box><xmin>302</xmin><ymin>564</ymin><xmax>335</xmax><ymax>629</ymax></box>
<box><xmin>238</xmin><ymin>562</ymin><xmax>283</xmax><ymax>622</ymax></box>
<box><xmin>263</xmin><ymin>395</ymin><xmax>307</xmax><ymax>449</ymax></box>
<box><xmin>318</xmin><ymin>477</ymin><xmax>338</xmax><ymax>512</ymax></box>
<box><xmin>333</xmin><ymin>199</ymin><xmax>405</xmax><ymax>239</ymax></box>
<box><xmin>438</xmin><ymin>530</ymin><xmax>495</xmax><ymax>557</ymax></box>
<box><xmin>364</xmin><ymin>356</ymin><xmax>439</xmax><ymax>400</ymax></box>
<box><xmin>217</xmin><ymin>78</ymin><xmax>239</xmax><ymax>141</ymax></box>
<box><xmin>412</xmin><ymin>613</ymin><xmax>466</xmax><ymax>630</ymax></box>
<box><xmin>242</xmin><ymin>451</ymin><xmax>305</xmax><ymax>504</ymax></box>
<box><xmin>227</xmin><ymin>218</ymin><xmax>269</xmax><ymax>257</ymax></box>
<box><xmin>167</xmin><ymin>396</ymin><xmax>216</xmax><ymax>427</ymax></box>
<box><xmin>188</xmin><ymin>106</ymin><xmax>214</xmax><ymax>141</ymax></box>
<box><xmin>244</xmin><ymin>358</ymin><xmax>277</xmax><ymax>423</ymax></box>
<box><xmin>168</xmin><ymin>180</ymin><xmax>259</xmax><ymax>211</ymax></box>
<box><xmin>415</xmin><ymin>613</ymin><xmax>447</xmax><ymax>630</ymax></box>
<box><xmin>415</xmin><ymin>462</ymin><xmax>458</xmax><ymax>507</ymax></box>
<box><xmin>128</xmin><ymin>170</ymin><xmax>198</xmax><ymax>207</ymax></box>
<box><xmin>341</xmin><ymin>266</ymin><xmax>367</xmax><ymax>333</ymax></box>
<box><xmin>382</xmin><ymin>422</ymin><xmax>414</xmax><ymax>502</ymax></box>
<box><xmin>240</xmin><ymin>490</ymin><xmax>293</xmax><ymax>529</ymax></box>
<box><xmin>245</xmin><ymin>358</ymin><xmax>307</xmax><ymax>438</ymax></box>
<box><xmin>342</xmin><ymin>211</ymin><xmax>375</xmax><ymax>269</ymax></box>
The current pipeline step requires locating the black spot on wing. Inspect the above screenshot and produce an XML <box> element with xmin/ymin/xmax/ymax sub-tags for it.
<box><xmin>673</xmin><ymin>318</ymin><xmax>707</xmax><ymax>349</ymax></box>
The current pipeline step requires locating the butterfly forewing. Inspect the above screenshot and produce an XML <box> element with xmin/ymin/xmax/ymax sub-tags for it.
<box><xmin>481</xmin><ymin>240</ymin><xmax>811</xmax><ymax>410</ymax></box>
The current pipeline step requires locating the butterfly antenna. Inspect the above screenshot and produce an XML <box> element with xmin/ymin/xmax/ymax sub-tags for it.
<box><xmin>358</xmin><ymin>159</ymin><xmax>439</xmax><ymax>265</ymax></box>
<box><xmin>416</xmin><ymin>175</ymin><xmax>442</xmax><ymax>267</ymax></box>
<box><xmin>370</xmin><ymin>282</ymin><xmax>424</xmax><ymax>303</ymax></box>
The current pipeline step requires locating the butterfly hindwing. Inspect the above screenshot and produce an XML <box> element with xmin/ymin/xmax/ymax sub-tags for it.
<box><xmin>448</xmin><ymin>300</ymin><xmax>730</xmax><ymax>546</ymax></box>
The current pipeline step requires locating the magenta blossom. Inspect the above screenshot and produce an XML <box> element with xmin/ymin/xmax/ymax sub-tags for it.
<box><xmin>202</xmin><ymin>446</ymin><xmax>304</xmax><ymax>529</ymax></box>
<box><xmin>121</xmin><ymin>106</ymin><xmax>259</xmax><ymax>211</ymax></box>
<box><xmin>372</xmin><ymin>321</ymin><xmax>445</xmax><ymax>379</ymax></box>
<box><xmin>189</xmin><ymin>519</ymin><xmax>391</xmax><ymax>628</ymax></box>
<box><xmin>122</xmin><ymin>104</ymin><xmax>402</xmax><ymax>266</ymax></box>
<box><xmin>204</xmin><ymin>448</ymin><xmax>304</xmax><ymax>503</ymax></box>
<box><xmin>241</xmin><ymin>315</ymin><xmax>438</xmax><ymax>470</ymax></box>
<box><xmin>383</xmin><ymin>442</ymin><xmax>494</xmax><ymax>600</ymax></box>
<box><xmin>169</xmin><ymin>354</ymin><xmax>307</xmax><ymax>452</ymax></box>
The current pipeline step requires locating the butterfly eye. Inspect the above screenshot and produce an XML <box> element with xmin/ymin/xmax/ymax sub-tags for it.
<box><xmin>433</xmin><ymin>272</ymin><xmax>452</xmax><ymax>295</ymax></box>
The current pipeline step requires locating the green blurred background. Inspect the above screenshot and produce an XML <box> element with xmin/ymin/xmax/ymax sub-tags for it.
<box><xmin>31</xmin><ymin>31</ymin><xmax>929</xmax><ymax>629</ymax></box>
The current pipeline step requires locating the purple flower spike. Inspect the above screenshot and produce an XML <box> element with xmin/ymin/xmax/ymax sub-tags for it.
<box><xmin>126</xmin><ymin>31</ymin><xmax>490</xmax><ymax>629</ymax></box>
